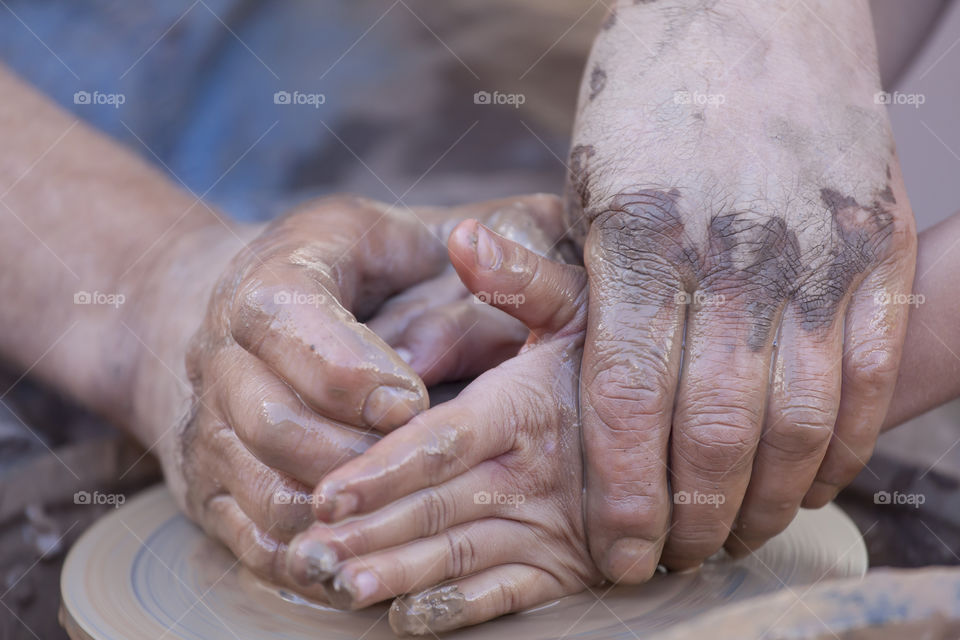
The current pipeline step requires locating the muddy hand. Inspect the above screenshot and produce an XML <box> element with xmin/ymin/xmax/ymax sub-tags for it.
<box><xmin>367</xmin><ymin>194</ymin><xmax>571</xmax><ymax>386</ymax></box>
<box><xmin>286</xmin><ymin>220</ymin><xmax>599</xmax><ymax>635</ymax></box>
<box><xmin>176</xmin><ymin>195</ymin><xmax>564</xmax><ymax>596</ymax></box>
<box><xmin>569</xmin><ymin>0</ymin><xmax>917</xmax><ymax>579</ymax></box>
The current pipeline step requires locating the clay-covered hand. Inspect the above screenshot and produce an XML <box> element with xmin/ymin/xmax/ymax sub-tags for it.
<box><xmin>284</xmin><ymin>220</ymin><xmax>599</xmax><ymax>635</ymax></box>
<box><xmin>159</xmin><ymin>194</ymin><xmax>565</xmax><ymax>597</ymax></box>
<box><xmin>568</xmin><ymin>0</ymin><xmax>917</xmax><ymax>580</ymax></box>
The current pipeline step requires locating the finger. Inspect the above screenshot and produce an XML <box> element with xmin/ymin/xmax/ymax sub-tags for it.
<box><xmin>390</xmin><ymin>564</ymin><xmax>574</xmax><ymax>636</ymax></box>
<box><xmin>320</xmin><ymin>520</ymin><xmax>541</xmax><ymax>610</ymax></box>
<box><xmin>725</xmin><ymin>310</ymin><xmax>842</xmax><ymax>556</ymax></box>
<box><xmin>231</xmin><ymin>274</ymin><xmax>428</xmax><ymax>432</ymax></box>
<box><xmin>419</xmin><ymin>193</ymin><xmax>568</xmax><ymax>256</ymax></box>
<box><xmin>366</xmin><ymin>271</ymin><xmax>467</xmax><ymax>345</ymax></box>
<box><xmin>219</xmin><ymin>347</ymin><xmax>378</xmax><ymax>486</ymax></box>
<box><xmin>202</xmin><ymin>421</ymin><xmax>315</xmax><ymax>537</ymax></box>
<box><xmin>661</xmin><ymin>288</ymin><xmax>771</xmax><ymax>569</ymax></box>
<box><xmin>804</xmin><ymin>256</ymin><xmax>913</xmax><ymax>507</ymax></box>
<box><xmin>311</xmin><ymin>386</ymin><xmax>516</xmax><ymax>523</ymax></box>
<box><xmin>311</xmin><ymin>223</ymin><xmax>586</xmax><ymax>522</ymax></box>
<box><xmin>447</xmin><ymin>219</ymin><xmax>587</xmax><ymax>336</ymax></box>
<box><xmin>392</xmin><ymin>301</ymin><xmax>527</xmax><ymax>387</ymax></box>
<box><xmin>286</xmin><ymin>462</ymin><xmax>503</xmax><ymax>585</ymax></box>
<box><xmin>579</xmin><ymin>202</ymin><xmax>685</xmax><ymax>583</ymax></box>
<box><xmin>202</xmin><ymin>494</ymin><xmax>329</xmax><ymax>602</ymax></box>
<box><xmin>232</xmin><ymin>201</ymin><xmax>451</xmax><ymax>431</ymax></box>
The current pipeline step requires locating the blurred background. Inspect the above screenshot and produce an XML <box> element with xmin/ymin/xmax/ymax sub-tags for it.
<box><xmin>0</xmin><ymin>1</ymin><xmax>958</xmax><ymax>637</ymax></box>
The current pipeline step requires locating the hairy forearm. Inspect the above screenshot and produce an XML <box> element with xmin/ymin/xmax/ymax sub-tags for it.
<box><xmin>0</xmin><ymin>65</ymin><xmax>245</xmax><ymax>444</ymax></box>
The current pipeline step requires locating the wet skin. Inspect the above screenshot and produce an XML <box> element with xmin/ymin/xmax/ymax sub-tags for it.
<box><xmin>564</xmin><ymin>0</ymin><xmax>917</xmax><ymax>579</ymax></box>
<box><xmin>287</xmin><ymin>221</ymin><xmax>601</xmax><ymax>635</ymax></box>
<box><xmin>173</xmin><ymin>194</ymin><xmax>570</xmax><ymax>596</ymax></box>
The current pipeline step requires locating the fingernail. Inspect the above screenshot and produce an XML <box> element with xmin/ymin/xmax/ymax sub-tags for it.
<box><xmin>323</xmin><ymin>573</ymin><xmax>357</xmax><ymax>610</ymax></box>
<box><xmin>389</xmin><ymin>585</ymin><xmax>465</xmax><ymax>636</ymax></box>
<box><xmin>352</xmin><ymin>571</ymin><xmax>379</xmax><ymax>603</ymax></box>
<box><xmin>286</xmin><ymin>536</ymin><xmax>338</xmax><ymax>585</ymax></box>
<box><xmin>475</xmin><ymin>225</ymin><xmax>502</xmax><ymax>270</ymax></box>
<box><xmin>362</xmin><ymin>385</ymin><xmax>423</xmax><ymax>429</ymax></box>
<box><xmin>605</xmin><ymin>538</ymin><xmax>657</xmax><ymax>584</ymax></box>
<box><xmin>329</xmin><ymin>491</ymin><xmax>359</xmax><ymax>522</ymax></box>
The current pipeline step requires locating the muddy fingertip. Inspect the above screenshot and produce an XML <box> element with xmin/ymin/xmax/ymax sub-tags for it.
<box><xmin>389</xmin><ymin>585</ymin><xmax>466</xmax><ymax>636</ymax></box>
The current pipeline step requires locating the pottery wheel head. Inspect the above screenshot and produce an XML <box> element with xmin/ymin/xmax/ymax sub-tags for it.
<box><xmin>60</xmin><ymin>485</ymin><xmax>867</xmax><ymax>640</ymax></box>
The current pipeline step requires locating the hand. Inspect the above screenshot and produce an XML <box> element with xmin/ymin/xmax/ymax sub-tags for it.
<box><xmin>141</xmin><ymin>194</ymin><xmax>566</xmax><ymax>596</ymax></box>
<box><xmin>284</xmin><ymin>220</ymin><xmax>599</xmax><ymax>635</ymax></box>
<box><xmin>567</xmin><ymin>0</ymin><xmax>917</xmax><ymax>579</ymax></box>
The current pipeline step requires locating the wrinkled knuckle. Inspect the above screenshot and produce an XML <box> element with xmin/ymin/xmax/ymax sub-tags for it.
<box><xmin>444</xmin><ymin>530</ymin><xmax>479</xmax><ymax>577</ymax></box>
<box><xmin>416</xmin><ymin>488</ymin><xmax>456</xmax><ymax>537</ymax></box>
<box><xmin>766</xmin><ymin>402</ymin><xmax>836</xmax><ymax>457</ymax></box>
<box><xmin>587</xmin><ymin>362</ymin><xmax>671</xmax><ymax>431</ymax></box>
<box><xmin>230</xmin><ymin>279</ymin><xmax>279</xmax><ymax>347</ymax></box>
<box><xmin>679</xmin><ymin>420</ymin><xmax>756</xmax><ymax>474</ymax></box>
<box><xmin>493</xmin><ymin>579</ymin><xmax>523</xmax><ymax>614</ymax></box>
<box><xmin>587</xmin><ymin>189</ymin><xmax>688</xmax><ymax>276</ymax></box>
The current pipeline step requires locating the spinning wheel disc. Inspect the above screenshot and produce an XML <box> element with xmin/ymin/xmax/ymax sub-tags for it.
<box><xmin>61</xmin><ymin>485</ymin><xmax>867</xmax><ymax>640</ymax></box>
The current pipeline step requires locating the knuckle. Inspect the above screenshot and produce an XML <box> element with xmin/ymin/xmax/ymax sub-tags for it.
<box><xmin>443</xmin><ymin>529</ymin><xmax>479</xmax><ymax>577</ymax></box>
<box><xmin>587</xmin><ymin>189</ymin><xmax>688</xmax><ymax>278</ymax></box>
<box><xmin>492</xmin><ymin>579</ymin><xmax>523</xmax><ymax>614</ymax></box>
<box><xmin>845</xmin><ymin>339</ymin><xmax>899</xmax><ymax>394</ymax></box>
<box><xmin>416</xmin><ymin>488</ymin><xmax>456</xmax><ymax>538</ymax></box>
<box><xmin>765</xmin><ymin>401</ymin><xmax>836</xmax><ymax>457</ymax></box>
<box><xmin>677</xmin><ymin>419</ymin><xmax>757</xmax><ymax>475</ymax></box>
<box><xmin>586</xmin><ymin>362</ymin><xmax>671</xmax><ymax>430</ymax></box>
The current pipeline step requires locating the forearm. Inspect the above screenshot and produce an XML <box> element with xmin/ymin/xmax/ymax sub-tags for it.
<box><xmin>884</xmin><ymin>214</ymin><xmax>960</xmax><ymax>429</ymax></box>
<box><xmin>0</xmin><ymin>65</ymin><xmax>245</xmax><ymax>444</ymax></box>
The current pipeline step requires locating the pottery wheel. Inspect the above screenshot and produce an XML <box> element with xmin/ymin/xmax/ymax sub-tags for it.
<box><xmin>60</xmin><ymin>485</ymin><xmax>867</xmax><ymax>640</ymax></box>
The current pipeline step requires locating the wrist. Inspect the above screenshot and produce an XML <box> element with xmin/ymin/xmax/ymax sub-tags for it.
<box><xmin>123</xmin><ymin>219</ymin><xmax>260</xmax><ymax>449</ymax></box>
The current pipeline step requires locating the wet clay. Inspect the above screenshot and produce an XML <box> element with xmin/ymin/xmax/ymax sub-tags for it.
<box><xmin>61</xmin><ymin>485</ymin><xmax>868</xmax><ymax>640</ymax></box>
<box><xmin>648</xmin><ymin>568</ymin><xmax>960</xmax><ymax>640</ymax></box>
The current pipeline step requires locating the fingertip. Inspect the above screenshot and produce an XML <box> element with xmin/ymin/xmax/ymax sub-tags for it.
<box><xmin>361</xmin><ymin>383</ymin><xmax>427</xmax><ymax>432</ymax></box>
<box><xmin>286</xmin><ymin>533</ymin><xmax>339</xmax><ymax>586</ymax></box>
<box><xmin>602</xmin><ymin>537</ymin><xmax>660</xmax><ymax>584</ymax></box>
<box><xmin>313</xmin><ymin>484</ymin><xmax>359</xmax><ymax>523</ymax></box>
